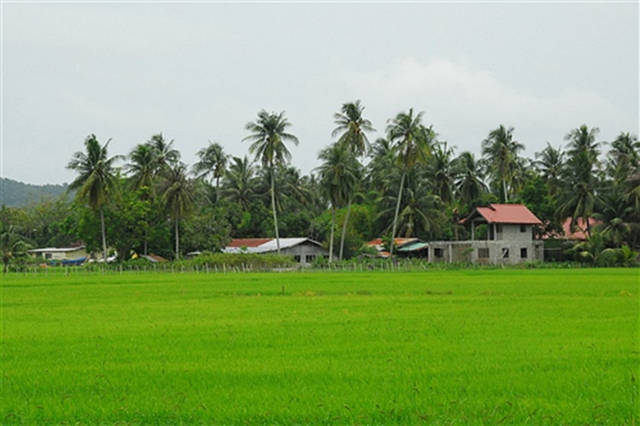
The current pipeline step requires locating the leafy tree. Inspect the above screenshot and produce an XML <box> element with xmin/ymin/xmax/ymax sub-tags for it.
<box><xmin>222</xmin><ymin>156</ymin><xmax>257</xmax><ymax>211</ymax></box>
<box><xmin>67</xmin><ymin>134</ymin><xmax>122</xmax><ymax>261</ymax></box>
<box><xmin>181</xmin><ymin>205</ymin><xmax>231</xmax><ymax>254</ymax></box>
<box><xmin>0</xmin><ymin>223</ymin><xmax>30</xmax><ymax>272</ymax></box>
<box><xmin>386</xmin><ymin>109</ymin><xmax>434</xmax><ymax>255</ymax></box>
<box><xmin>428</xmin><ymin>141</ymin><xmax>456</xmax><ymax>205</ymax></box>
<box><xmin>607</xmin><ymin>132</ymin><xmax>639</xmax><ymax>181</ymax></box>
<box><xmin>243</xmin><ymin>110</ymin><xmax>299</xmax><ymax>254</ymax></box>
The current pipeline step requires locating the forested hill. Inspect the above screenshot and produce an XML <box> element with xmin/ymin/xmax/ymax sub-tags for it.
<box><xmin>0</xmin><ymin>178</ymin><xmax>69</xmax><ymax>207</ymax></box>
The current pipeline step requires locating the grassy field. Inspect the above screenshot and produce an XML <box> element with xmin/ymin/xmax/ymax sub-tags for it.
<box><xmin>1</xmin><ymin>269</ymin><xmax>638</xmax><ymax>424</ymax></box>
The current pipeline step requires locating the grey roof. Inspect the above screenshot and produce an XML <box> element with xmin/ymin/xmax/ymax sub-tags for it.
<box><xmin>28</xmin><ymin>246</ymin><xmax>86</xmax><ymax>253</ymax></box>
<box><xmin>223</xmin><ymin>238</ymin><xmax>322</xmax><ymax>254</ymax></box>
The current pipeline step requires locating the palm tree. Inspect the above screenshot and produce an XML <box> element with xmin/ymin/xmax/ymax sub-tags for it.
<box><xmin>608</xmin><ymin>132</ymin><xmax>640</xmax><ymax>180</ymax></box>
<box><xmin>0</xmin><ymin>224</ymin><xmax>30</xmax><ymax>273</ymax></box>
<box><xmin>243</xmin><ymin>110</ymin><xmax>299</xmax><ymax>254</ymax></box>
<box><xmin>481</xmin><ymin>125</ymin><xmax>524</xmax><ymax>202</ymax></box>
<box><xmin>67</xmin><ymin>134</ymin><xmax>121</xmax><ymax>261</ymax></box>
<box><xmin>560</xmin><ymin>125</ymin><xmax>601</xmax><ymax>236</ymax></box>
<box><xmin>147</xmin><ymin>133</ymin><xmax>180</xmax><ymax>174</ymax></box>
<box><xmin>316</xmin><ymin>143</ymin><xmax>358</xmax><ymax>262</ymax></box>
<box><xmin>222</xmin><ymin>156</ymin><xmax>257</xmax><ymax>210</ymax></box>
<box><xmin>332</xmin><ymin>100</ymin><xmax>375</xmax><ymax>156</ymax></box>
<box><xmin>386</xmin><ymin>109</ymin><xmax>433</xmax><ymax>256</ymax></box>
<box><xmin>162</xmin><ymin>163</ymin><xmax>195</xmax><ymax>260</ymax></box>
<box><xmin>453</xmin><ymin>152</ymin><xmax>487</xmax><ymax>210</ymax></box>
<box><xmin>126</xmin><ymin>143</ymin><xmax>157</xmax><ymax>255</ymax></box>
<box><xmin>534</xmin><ymin>143</ymin><xmax>564</xmax><ymax>195</ymax></box>
<box><xmin>193</xmin><ymin>141</ymin><xmax>228</xmax><ymax>199</ymax></box>
<box><xmin>332</xmin><ymin>100</ymin><xmax>373</xmax><ymax>260</ymax></box>
<box><xmin>127</xmin><ymin>143</ymin><xmax>157</xmax><ymax>190</ymax></box>
<box><xmin>428</xmin><ymin>141</ymin><xmax>456</xmax><ymax>204</ymax></box>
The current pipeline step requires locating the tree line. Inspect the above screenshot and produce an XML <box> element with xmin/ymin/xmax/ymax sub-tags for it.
<box><xmin>2</xmin><ymin>100</ymin><xmax>639</xmax><ymax>268</ymax></box>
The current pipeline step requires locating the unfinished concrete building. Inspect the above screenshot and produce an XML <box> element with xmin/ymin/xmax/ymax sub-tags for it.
<box><xmin>427</xmin><ymin>204</ymin><xmax>544</xmax><ymax>265</ymax></box>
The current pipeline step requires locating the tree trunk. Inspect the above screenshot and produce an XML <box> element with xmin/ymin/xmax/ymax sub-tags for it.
<box><xmin>339</xmin><ymin>198</ymin><xmax>352</xmax><ymax>261</ymax></box>
<box><xmin>271</xmin><ymin>170</ymin><xmax>280</xmax><ymax>254</ymax></box>
<box><xmin>329</xmin><ymin>206</ymin><xmax>335</xmax><ymax>263</ymax></box>
<box><xmin>100</xmin><ymin>207</ymin><xmax>107</xmax><ymax>262</ymax></box>
<box><xmin>175</xmin><ymin>216</ymin><xmax>180</xmax><ymax>260</ymax></box>
<box><xmin>144</xmin><ymin>227</ymin><xmax>148</xmax><ymax>256</ymax></box>
<box><xmin>390</xmin><ymin>172</ymin><xmax>406</xmax><ymax>257</ymax></box>
<box><xmin>503</xmin><ymin>179</ymin><xmax>509</xmax><ymax>202</ymax></box>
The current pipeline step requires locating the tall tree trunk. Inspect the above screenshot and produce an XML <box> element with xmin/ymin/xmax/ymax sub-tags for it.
<box><xmin>503</xmin><ymin>179</ymin><xmax>509</xmax><ymax>202</ymax></box>
<box><xmin>329</xmin><ymin>206</ymin><xmax>336</xmax><ymax>262</ymax></box>
<box><xmin>270</xmin><ymin>170</ymin><xmax>280</xmax><ymax>254</ymax></box>
<box><xmin>390</xmin><ymin>172</ymin><xmax>406</xmax><ymax>257</ymax></box>
<box><xmin>339</xmin><ymin>197</ymin><xmax>352</xmax><ymax>261</ymax></box>
<box><xmin>100</xmin><ymin>207</ymin><xmax>107</xmax><ymax>262</ymax></box>
<box><xmin>174</xmin><ymin>216</ymin><xmax>180</xmax><ymax>260</ymax></box>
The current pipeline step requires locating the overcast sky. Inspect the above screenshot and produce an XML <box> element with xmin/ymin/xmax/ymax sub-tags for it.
<box><xmin>2</xmin><ymin>2</ymin><xmax>638</xmax><ymax>185</ymax></box>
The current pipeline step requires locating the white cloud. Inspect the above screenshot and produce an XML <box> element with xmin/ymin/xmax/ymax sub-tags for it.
<box><xmin>342</xmin><ymin>58</ymin><xmax>635</xmax><ymax>154</ymax></box>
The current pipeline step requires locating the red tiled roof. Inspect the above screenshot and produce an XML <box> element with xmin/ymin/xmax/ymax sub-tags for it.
<box><xmin>227</xmin><ymin>238</ymin><xmax>272</xmax><ymax>248</ymax></box>
<box><xmin>544</xmin><ymin>217</ymin><xmax>601</xmax><ymax>240</ymax></box>
<box><xmin>366</xmin><ymin>238</ymin><xmax>418</xmax><ymax>247</ymax></box>
<box><xmin>470</xmin><ymin>204</ymin><xmax>542</xmax><ymax>225</ymax></box>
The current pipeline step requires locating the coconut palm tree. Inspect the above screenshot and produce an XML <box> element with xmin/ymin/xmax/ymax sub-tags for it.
<box><xmin>67</xmin><ymin>134</ymin><xmax>121</xmax><ymax>261</ymax></box>
<box><xmin>332</xmin><ymin>100</ymin><xmax>373</xmax><ymax>259</ymax></box>
<box><xmin>332</xmin><ymin>100</ymin><xmax>375</xmax><ymax>157</ymax></box>
<box><xmin>560</xmin><ymin>125</ymin><xmax>601</xmax><ymax>237</ymax></box>
<box><xmin>534</xmin><ymin>143</ymin><xmax>564</xmax><ymax>195</ymax></box>
<box><xmin>243</xmin><ymin>110</ymin><xmax>299</xmax><ymax>254</ymax></box>
<box><xmin>608</xmin><ymin>132</ymin><xmax>640</xmax><ymax>180</ymax></box>
<box><xmin>193</xmin><ymin>141</ymin><xmax>228</xmax><ymax>199</ymax></box>
<box><xmin>386</xmin><ymin>109</ymin><xmax>433</xmax><ymax>256</ymax></box>
<box><xmin>162</xmin><ymin>162</ymin><xmax>195</xmax><ymax>260</ymax></box>
<box><xmin>147</xmin><ymin>133</ymin><xmax>180</xmax><ymax>174</ymax></box>
<box><xmin>222</xmin><ymin>156</ymin><xmax>257</xmax><ymax>211</ymax></box>
<box><xmin>481</xmin><ymin>125</ymin><xmax>524</xmax><ymax>202</ymax></box>
<box><xmin>428</xmin><ymin>141</ymin><xmax>456</xmax><ymax>204</ymax></box>
<box><xmin>0</xmin><ymin>224</ymin><xmax>30</xmax><ymax>273</ymax></box>
<box><xmin>126</xmin><ymin>143</ymin><xmax>158</xmax><ymax>255</ymax></box>
<box><xmin>453</xmin><ymin>152</ymin><xmax>487</xmax><ymax>211</ymax></box>
<box><xmin>316</xmin><ymin>143</ymin><xmax>359</xmax><ymax>262</ymax></box>
<box><xmin>127</xmin><ymin>143</ymin><xmax>157</xmax><ymax>190</ymax></box>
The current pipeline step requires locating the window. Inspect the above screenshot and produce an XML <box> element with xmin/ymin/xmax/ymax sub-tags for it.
<box><xmin>305</xmin><ymin>255</ymin><xmax>315</xmax><ymax>263</ymax></box>
<box><xmin>520</xmin><ymin>248</ymin><xmax>528</xmax><ymax>258</ymax></box>
<box><xmin>502</xmin><ymin>248</ymin><xmax>509</xmax><ymax>258</ymax></box>
<box><xmin>45</xmin><ymin>253</ymin><xmax>52</xmax><ymax>260</ymax></box>
<box><xmin>294</xmin><ymin>255</ymin><xmax>301</xmax><ymax>263</ymax></box>
<box><xmin>434</xmin><ymin>248</ymin><xmax>443</xmax><ymax>258</ymax></box>
<box><xmin>496</xmin><ymin>224</ymin><xmax>503</xmax><ymax>233</ymax></box>
<box><xmin>478</xmin><ymin>248</ymin><xmax>489</xmax><ymax>258</ymax></box>
<box><xmin>520</xmin><ymin>224</ymin><xmax>527</xmax><ymax>232</ymax></box>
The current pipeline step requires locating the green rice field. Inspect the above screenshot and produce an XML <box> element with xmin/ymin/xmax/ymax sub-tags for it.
<box><xmin>1</xmin><ymin>269</ymin><xmax>638</xmax><ymax>424</ymax></box>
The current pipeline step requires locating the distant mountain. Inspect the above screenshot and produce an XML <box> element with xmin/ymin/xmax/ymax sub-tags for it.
<box><xmin>0</xmin><ymin>178</ymin><xmax>69</xmax><ymax>207</ymax></box>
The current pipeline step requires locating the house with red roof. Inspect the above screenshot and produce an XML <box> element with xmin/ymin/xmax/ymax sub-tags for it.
<box><xmin>421</xmin><ymin>204</ymin><xmax>545</xmax><ymax>264</ymax></box>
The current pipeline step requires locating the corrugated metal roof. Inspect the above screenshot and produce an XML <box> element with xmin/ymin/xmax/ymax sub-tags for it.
<box><xmin>223</xmin><ymin>238</ymin><xmax>322</xmax><ymax>254</ymax></box>
<box><xmin>28</xmin><ymin>246</ymin><xmax>86</xmax><ymax>253</ymax></box>
<box><xmin>227</xmin><ymin>238</ymin><xmax>272</xmax><ymax>248</ymax></box>
<box><xmin>397</xmin><ymin>241</ymin><xmax>429</xmax><ymax>252</ymax></box>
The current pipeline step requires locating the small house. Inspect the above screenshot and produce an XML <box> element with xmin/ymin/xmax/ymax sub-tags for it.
<box><xmin>28</xmin><ymin>245</ymin><xmax>87</xmax><ymax>261</ymax></box>
<box><xmin>223</xmin><ymin>238</ymin><xmax>328</xmax><ymax>265</ymax></box>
